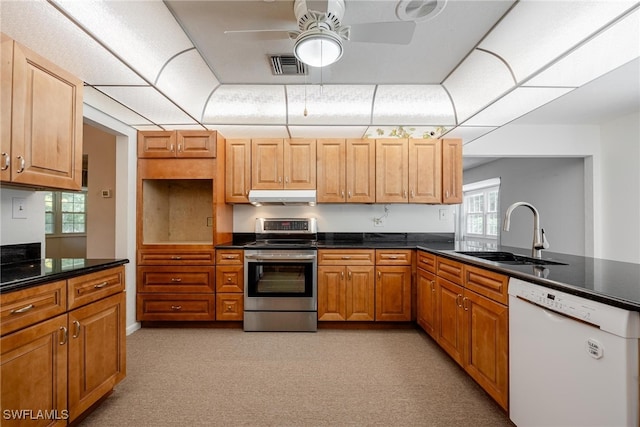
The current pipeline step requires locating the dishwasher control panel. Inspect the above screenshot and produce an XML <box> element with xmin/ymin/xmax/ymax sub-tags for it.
<box><xmin>508</xmin><ymin>277</ymin><xmax>640</xmax><ymax>337</ymax></box>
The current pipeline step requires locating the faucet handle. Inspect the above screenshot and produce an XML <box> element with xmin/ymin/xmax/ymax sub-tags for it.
<box><xmin>541</xmin><ymin>228</ymin><xmax>550</xmax><ymax>249</ymax></box>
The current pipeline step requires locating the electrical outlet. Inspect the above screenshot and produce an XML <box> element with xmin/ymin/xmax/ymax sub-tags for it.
<box><xmin>207</xmin><ymin>217</ymin><xmax>213</xmax><ymax>227</ymax></box>
<box><xmin>373</xmin><ymin>218</ymin><xmax>384</xmax><ymax>227</ymax></box>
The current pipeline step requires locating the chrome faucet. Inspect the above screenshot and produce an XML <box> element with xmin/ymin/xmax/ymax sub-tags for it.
<box><xmin>503</xmin><ymin>202</ymin><xmax>549</xmax><ymax>258</ymax></box>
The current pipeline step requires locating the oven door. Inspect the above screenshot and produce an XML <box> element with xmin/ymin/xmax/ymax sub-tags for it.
<box><xmin>244</xmin><ymin>250</ymin><xmax>317</xmax><ymax>311</ymax></box>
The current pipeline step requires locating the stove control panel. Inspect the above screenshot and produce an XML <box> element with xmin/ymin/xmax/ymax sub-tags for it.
<box><xmin>255</xmin><ymin>218</ymin><xmax>317</xmax><ymax>234</ymax></box>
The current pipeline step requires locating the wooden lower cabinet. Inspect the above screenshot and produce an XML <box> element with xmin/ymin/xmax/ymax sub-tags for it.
<box><xmin>137</xmin><ymin>294</ymin><xmax>215</xmax><ymax>321</ymax></box>
<box><xmin>68</xmin><ymin>292</ymin><xmax>126</xmax><ymax>420</ymax></box>
<box><xmin>416</xmin><ymin>267</ymin><xmax>437</xmax><ymax>338</ymax></box>
<box><xmin>216</xmin><ymin>294</ymin><xmax>243</xmax><ymax>321</ymax></box>
<box><xmin>375</xmin><ymin>266</ymin><xmax>412</xmax><ymax>321</ymax></box>
<box><xmin>318</xmin><ymin>265</ymin><xmax>375</xmax><ymax>321</ymax></box>
<box><xmin>435</xmin><ymin>275</ymin><xmax>465</xmax><ymax>366</ymax></box>
<box><xmin>215</xmin><ymin>250</ymin><xmax>244</xmax><ymax>321</ymax></box>
<box><xmin>1</xmin><ymin>314</ymin><xmax>68</xmax><ymax>427</ymax></box>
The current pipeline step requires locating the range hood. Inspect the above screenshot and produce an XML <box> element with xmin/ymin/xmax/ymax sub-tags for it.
<box><xmin>248</xmin><ymin>190</ymin><xmax>317</xmax><ymax>206</ymax></box>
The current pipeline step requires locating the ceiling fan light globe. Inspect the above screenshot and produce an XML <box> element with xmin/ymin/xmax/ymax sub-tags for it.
<box><xmin>294</xmin><ymin>30</ymin><xmax>343</xmax><ymax>67</ymax></box>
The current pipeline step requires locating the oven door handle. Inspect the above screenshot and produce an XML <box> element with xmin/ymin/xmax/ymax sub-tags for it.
<box><xmin>245</xmin><ymin>254</ymin><xmax>316</xmax><ymax>261</ymax></box>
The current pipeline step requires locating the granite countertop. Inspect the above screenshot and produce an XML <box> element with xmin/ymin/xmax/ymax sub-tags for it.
<box><xmin>1</xmin><ymin>258</ymin><xmax>130</xmax><ymax>293</ymax></box>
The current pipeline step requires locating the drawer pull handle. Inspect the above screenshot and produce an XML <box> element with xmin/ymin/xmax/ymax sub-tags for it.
<box><xmin>341</xmin><ymin>256</ymin><xmax>351</xmax><ymax>260</ymax></box>
<box><xmin>171</xmin><ymin>278</ymin><xmax>182</xmax><ymax>282</ymax></box>
<box><xmin>223</xmin><ymin>255</ymin><xmax>236</xmax><ymax>259</ymax></box>
<box><xmin>348</xmin><ymin>271</ymin><xmax>352</xmax><ymax>280</ymax></box>
<box><xmin>94</xmin><ymin>281</ymin><xmax>109</xmax><ymax>289</ymax></box>
<box><xmin>59</xmin><ymin>326</ymin><xmax>68</xmax><ymax>345</ymax></box>
<box><xmin>11</xmin><ymin>304</ymin><xmax>34</xmax><ymax>314</ymax></box>
<box><xmin>378</xmin><ymin>271</ymin><xmax>381</xmax><ymax>280</ymax></box>
<box><xmin>1</xmin><ymin>152</ymin><xmax>9</xmax><ymax>170</ymax></box>
<box><xmin>72</xmin><ymin>320</ymin><xmax>81</xmax><ymax>338</ymax></box>
<box><xmin>16</xmin><ymin>156</ymin><xmax>25</xmax><ymax>173</ymax></box>
<box><xmin>171</xmin><ymin>256</ymin><xmax>182</xmax><ymax>260</ymax></box>
<box><xmin>171</xmin><ymin>305</ymin><xmax>182</xmax><ymax>311</ymax></box>
<box><xmin>388</xmin><ymin>256</ymin><xmax>398</xmax><ymax>259</ymax></box>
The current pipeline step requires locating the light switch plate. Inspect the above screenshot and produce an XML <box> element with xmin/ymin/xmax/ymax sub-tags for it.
<box><xmin>12</xmin><ymin>197</ymin><xmax>27</xmax><ymax>219</ymax></box>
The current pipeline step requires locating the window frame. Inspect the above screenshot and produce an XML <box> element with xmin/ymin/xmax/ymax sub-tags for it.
<box><xmin>44</xmin><ymin>190</ymin><xmax>88</xmax><ymax>237</ymax></box>
<box><xmin>458</xmin><ymin>178</ymin><xmax>501</xmax><ymax>246</ymax></box>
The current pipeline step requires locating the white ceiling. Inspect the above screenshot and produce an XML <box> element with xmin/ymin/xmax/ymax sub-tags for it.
<box><xmin>1</xmin><ymin>0</ymin><xmax>639</xmax><ymax>151</ymax></box>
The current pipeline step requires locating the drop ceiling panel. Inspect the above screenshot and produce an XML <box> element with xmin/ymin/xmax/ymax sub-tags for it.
<box><xmin>95</xmin><ymin>86</ymin><xmax>197</xmax><ymax>125</ymax></box>
<box><xmin>478</xmin><ymin>0</ymin><xmax>639</xmax><ymax>82</ymax></box>
<box><xmin>287</xmin><ymin>85</ymin><xmax>375</xmax><ymax>125</ymax></box>
<box><xmin>373</xmin><ymin>85</ymin><xmax>455</xmax><ymax>125</ymax></box>
<box><xmin>53</xmin><ymin>0</ymin><xmax>194</xmax><ymax>82</ymax></box>
<box><xmin>0</xmin><ymin>0</ymin><xmax>146</xmax><ymax>86</ymax></box>
<box><xmin>444</xmin><ymin>126</ymin><xmax>498</xmax><ymax>145</ymax></box>
<box><xmin>209</xmin><ymin>126</ymin><xmax>290</xmax><ymax>139</ymax></box>
<box><xmin>203</xmin><ymin>85</ymin><xmax>287</xmax><ymax>124</ymax></box>
<box><xmin>290</xmin><ymin>126</ymin><xmax>369</xmax><ymax>138</ymax></box>
<box><xmin>83</xmin><ymin>86</ymin><xmax>155</xmax><ymax>126</ymax></box>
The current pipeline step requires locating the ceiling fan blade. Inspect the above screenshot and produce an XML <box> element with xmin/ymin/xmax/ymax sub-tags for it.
<box><xmin>224</xmin><ymin>29</ymin><xmax>294</xmax><ymax>41</ymax></box>
<box><xmin>347</xmin><ymin>21</ymin><xmax>417</xmax><ymax>45</ymax></box>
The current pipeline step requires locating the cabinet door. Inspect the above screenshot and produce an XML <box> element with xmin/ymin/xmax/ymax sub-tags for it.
<box><xmin>463</xmin><ymin>289</ymin><xmax>508</xmax><ymax>411</ymax></box>
<box><xmin>216</xmin><ymin>294</ymin><xmax>243</xmax><ymax>321</ymax></box>
<box><xmin>11</xmin><ymin>40</ymin><xmax>83</xmax><ymax>190</ymax></box>
<box><xmin>138</xmin><ymin>131</ymin><xmax>177</xmax><ymax>158</ymax></box>
<box><xmin>1</xmin><ymin>34</ymin><xmax>12</xmax><ymax>183</ymax></box>
<box><xmin>67</xmin><ymin>293</ymin><xmax>126</xmax><ymax>421</ymax></box>
<box><xmin>225</xmin><ymin>139</ymin><xmax>251</xmax><ymax>203</ymax></box>
<box><xmin>284</xmin><ymin>138</ymin><xmax>316</xmax><ymax>189</ymax></box>
<box><xmin>442</xmin><ymin>138</ymin><xmax>463</xmax><ymax>204</ymax></box>
<box><xmin>375</xmin><ymin>266</ymin><xmax>412</xmax><ymax>321</ymax></box>
<box><xmin>417</xmin><ymin>268</ymin><xmax>437</xmax><ymax>338</ymax></box>
<box><xmin>317</xmin><ymin>266</ymin><xmax>347</xmax><ymax>321</ymax></box>
<box><xmin>252</xmin><ymin>138</ymin><xmax>284</xmax><ymax>189</ymax></box>
<box><xmin>346</xmin><ymin>265</ymin><xmax>375</xmax><ymax>321</ymax></box>
<box><xmin>215</xmin><ymin>265</ymin><xmax>243</xmax><ymax>293</ymax></box>
<box><xmin>317</xmin><ymin>139</ymin><xmax>346</xmax><ymax>202</ymax></box>
<box><xmin>409</xmin><ymin>139</ymin><xmax>441</xmax><ymax>203</ymax></box>
<box><xmin>346</xmin><ymin>139</ymin><xmax>375</xmax><ymax>203</ymax></box>
<box><xmin>435</xmin><ymin>276</ymin><xmax>464</xmax><ymax>366</ymax></box>
<box><xmin>376</xmin><ymin>139</ymin><xmax>408</xmax><ymax>203</ymax></box>
<box><xmin>176</xmin><ymin>130</ymin><xmax>216</xmax><ymax>158</ymax></box>
<box><xmin>1</xmin><ymin>314</ymin><xmax>68</xmax><ymax>427</ymax></box>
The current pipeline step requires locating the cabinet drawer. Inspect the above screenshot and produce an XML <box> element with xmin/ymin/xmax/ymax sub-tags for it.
<box><xmin>216</xmin><ymin>293</ymin><xmax>243</xmax><ymax>321</ymax></box>
<box><xmin>318</xmin><ymin>249</ymin><xmax>375</xmax><ymax>265</ymax></box>
<box><xmin>68</xmin><ymin>266</ymin><xmax>125</xmax><ymax>310</ymax></box>
<box><xmin>138</xmin><ymin>250</ymin><xmax>215</xmax><ymax>265</ymax></box>
<box><xmin>375</xmin><ymin>249</ymin><xmax>412</xmax><ymax>265</ymax></box>
<box><xmin>215</xmin><ymin>265</ymin><xmax>243</xmax><ymax>293</ymax></box>
<box><xmin>136</xmin><ymin>294</ymin><xmax>215</xmax><ymax>321</ymax></box>
<box><xmin>1</xmin><ymin>280</ymin><xmax>67</xmax><ymax>336</ymax></box>
<box><xmin>417</xmin><ymin>251</ymin><xmax>436</xmax><ymax>273</ymax></box>
<box><xmin>465</xmin><ymin>265</ymin><xmax>509</xmax><ymax>305</ymax></box>
<box><xmin>137</xmin><ymin>266</ymin><xmax>215</xmax><ymax>293</ymax></box>
<box><xmin>216</xmin><ymin>250</ymin><xmax>244</xmax><ymax>265</ymax></box>
<box><xmin>436</xmin><ymin>257</ymin><xmax>464</xmax><ymax>285</ymax></box>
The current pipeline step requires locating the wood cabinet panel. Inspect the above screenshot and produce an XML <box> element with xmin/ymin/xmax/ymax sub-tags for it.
<box><xmin>318</xmin><ymin>266</ymin><xmax>347</xmax><ymax>321</ymax></box>
<box><xmin>225</xmin><ymin>139</ymin><xmax>251</xmax><ymax>203</ymax></box>
<box><xmin>0</xmin><ymin>280</ymin><xmax>67</xmax><ymax>336</ymax></box>
<box><xmin>317</xmin><ymin>139</ymin><xmax>346</xmax><ymax>202</ymax></box>
<box><xmin>284</xmin><ymin>138</ymin><xmax>316</xmax><ymax>189</ymax></box>
<box><xmin>318</xmin><ymin>249</ymin><xmax>375</xmax><ymax>265</ymax></box>
<box><xmin>137</xmin><ymin>249</ymin><xmax>215</xmax><ymax>265</ymax></box>
<box><xmin>436</xmin><ymin>257</ymin><xmax>464</xmax><ymax>285</ymax></box>
<box><xmin>251</xmin><ymin>138</ymin><xmax>284</xmax><ymax>189</ymax></box>
<box><xmin>1</xmin><ymin>314</ymin><xmax>68</xmax><ymax>427</ymax></box>
<box><xmin>137</xmin><ymin>131</ymin><xmax>176</xmax><ymax>158</ymax></box>
<box><xmin>375</xmin><ymin>266</ymin><xmax>412</xmax><ymax>321</ymax></box>
<box><xmin>416</xmin><ymin>268</ymin><xmax>437</xmax><ymax>338</ymax></box>
<box><xmin>465</xmin><ymin>265</ymin><xmax>509</xmax><ymax>305</ymax></box>
<box><xmin>215</xmin><ymin>265</ymin><xmax>243</xmax><ymax>293</ymax></box>
<box><xmin>137</xmin><ymin>293</ymin><xmax>215</xmax><ymax>321</ymax></box>
<box><xmin>417</xmin><ymin>251</ymin><xmax>436</xmax><ymax>273</ymax></box>
<box><xmin>436</xmin><ymin>276</ymin><xmax>464</xmax><ymax>366</ymax></box>
<box><xmin>346</xmin><ymin>265</ymin><xmax>375</xmax><ymax>321</ymax></box>
<box><xmin>376</xmin><ymin>139</ymin><xmax>408</xmax><ymax>203</ymax></box>
<box><xmin>137</xmin><ymin>266</ymin><xmax>215</xmax><ymax>293</ymax></box>
<box><xmin>1</xmin><ymin>34</ymin><xmax>12</xmax><ymax>183</ymax></box>
<box><xmin>68</xmin><ymin>292</ymin><xmax>126</xmax><ymax>421</ymax></box>
<box><xmin>68</xmin><ymin>266</ymin><xmax>125</xmax><ymax>310</ymax></box>
<box><xmin>138</xmin><ymin>131</ymin><xmax>216</xmax><ymax>158</ymax></box>
<box><xmin>409</xmin><ymin>139</ymin><xmax>441</xmax><ymax>203</ymax></box>
<box><xmin>346</xmin><ymin>139</ymin><xmax>376</xmax><ymax>203</ymax></box>
<box><xmin>216</xmin><ymin>249</ymin><xmax>243</xmax><ymax>265</ymax></box>
<box><xmin>375</xmin><ymin>249</ymin><xmax>412</xmax><ymax>265</ymax></box>
<box><xmin>4</xmin><ymin>38</ymin><xmax>83</xmax><ymax>190</ymax></box>
<box><xmin>216</xmin><ymin>294</ymin><xmax>243</xmax><ymax>321</ymax></box>
<box><xmin>442</xmin><ymin>138</ymin><xmax>463</xmax><ymax>204</ymax></box>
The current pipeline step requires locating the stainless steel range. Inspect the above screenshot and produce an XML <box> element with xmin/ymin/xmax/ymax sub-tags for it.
<box><xmin>243</xmin><ymin>218</ymin><xmax>318</xmax><ymax>332</ymax></box>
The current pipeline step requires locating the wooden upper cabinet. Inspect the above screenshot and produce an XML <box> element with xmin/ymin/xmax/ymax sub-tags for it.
<box><xmin>346</xmin><ymin>139</ymin><xmax>375</xmax><ymax>203</ymax></box>
<box><xmin>251</xmin><ymin>138</ymin><xmax>316</xmax><ymax>190</ymax></box>
<box><xmin>442</xmin><ymin>138</ymin><xmax>463</xmax><ymax>204</ymax></box>
<box><xmin>138</xmin><ymin>130</ymin><xmax>217</xmax><ymax>158</ymax></box>
<box><xmin>409</xmin><ymin>139</ymin><xmax>442</xmax><ymax>203</ymax></box>
<box><xmin>376</xmin><ymin>139</ymin><xmax>408</xmax><ymax>203</ymax></box>
<box><xmin>317</xmin><ymin>139</ymin><xmax>346</xmax><ymax>202</ymax></box>
<box><xmin>1</xmin><ymin>35</ymin><xmax>83</xmax><ymax>190</ymax></box>
<box><xmin>225</xmin><ymin>139</ymin><xmax>251</xmax><ymax>203</ymax></box>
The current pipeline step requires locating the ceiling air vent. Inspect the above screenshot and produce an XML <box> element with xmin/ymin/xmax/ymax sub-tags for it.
<box><xmin>270</xmin><ymin>55</ymin><xmax>307</xmax><ymax>76</ymax></box>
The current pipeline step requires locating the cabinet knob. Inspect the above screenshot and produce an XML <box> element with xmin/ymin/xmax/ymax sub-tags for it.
<box><xmin>227</xmin><ymin>277</ymin><xmax>232</xmax><ymax>282</ymax></box>
<box><xmin>226</xmin><ymin>305</ymin><xmax>233</xmax><ymax>312</ymax></box>
<box><xmin>1</xmin><ymin>152</ymin><xmax>9</xmax><ymax>171</ymax></box>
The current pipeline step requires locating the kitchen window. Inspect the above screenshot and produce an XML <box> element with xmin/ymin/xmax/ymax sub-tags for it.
<box><xmin>44</xmin><ymin>191</ymin><xmax>87</xmax><ymax>235</ymax></box>
<box><xmin>458</xmin><ymin>178</ymin><xmax>500</xmax><ymax>247</ymax></box>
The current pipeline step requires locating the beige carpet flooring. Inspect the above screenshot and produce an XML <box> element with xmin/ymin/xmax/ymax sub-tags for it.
<box><xmin>78</xmin><ymin>327</ymin><xmax>514</xmax><ymax>427</ymax></box>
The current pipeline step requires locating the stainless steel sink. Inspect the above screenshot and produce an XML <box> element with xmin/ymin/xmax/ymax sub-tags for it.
<box><xmin>455</xmin><ymin>251</ymin><xmax>568</xmax><ymax>266</ymax></box>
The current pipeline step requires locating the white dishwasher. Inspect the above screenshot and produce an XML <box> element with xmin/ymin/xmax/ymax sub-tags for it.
<box><xmin>508</xmin><ymin>278</ymin><xmax>640</xmax><ymax>427</ymax></box>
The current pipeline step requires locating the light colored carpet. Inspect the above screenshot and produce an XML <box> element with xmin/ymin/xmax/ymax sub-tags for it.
<box><xmin>78</xmin><ymin>328</ymin><xmax>514</xmax><ymax>426</ymax></box>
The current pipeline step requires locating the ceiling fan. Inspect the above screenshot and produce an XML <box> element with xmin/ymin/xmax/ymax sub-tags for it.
<box><xmin>225</xmin><ymin>0</ymin><xmax>426</xmax><ymax>68</ymax></box>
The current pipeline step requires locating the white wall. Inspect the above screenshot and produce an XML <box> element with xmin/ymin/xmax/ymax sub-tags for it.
<box><xmin>463</xmin><ymin>158</ymin><xmax>586</xmax><ymax>256</ymax></box>
<box><xmin>0</xmin><ymin>188</ymin><xmax>46</xmax><ymax>249</ymax></box>
<box><xmin>597</xmin><ymin>112</ymin><xmax>640</xmax><ymax>263</ymax></box>
<box><xmin>233</xmin><ymin>203</ymin><xmax>455</xmax><ymax>233</ymax></box>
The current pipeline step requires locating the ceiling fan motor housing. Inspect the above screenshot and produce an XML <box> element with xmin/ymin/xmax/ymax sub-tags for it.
<box><xmin>294</xmin><ymin>0</ymin><xmax>346</xmax><ymax>32</ymax></box>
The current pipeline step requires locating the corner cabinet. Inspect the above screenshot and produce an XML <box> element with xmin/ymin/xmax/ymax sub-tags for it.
<box><xmin>136</xmin><ymin>131</ymin><xmax>233</xmax><ymax>322</ymax></box>
<box><xmin>1</xmin><ymin>33</ymin><xmax>83</xmax><ymax>190</ymax></box>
